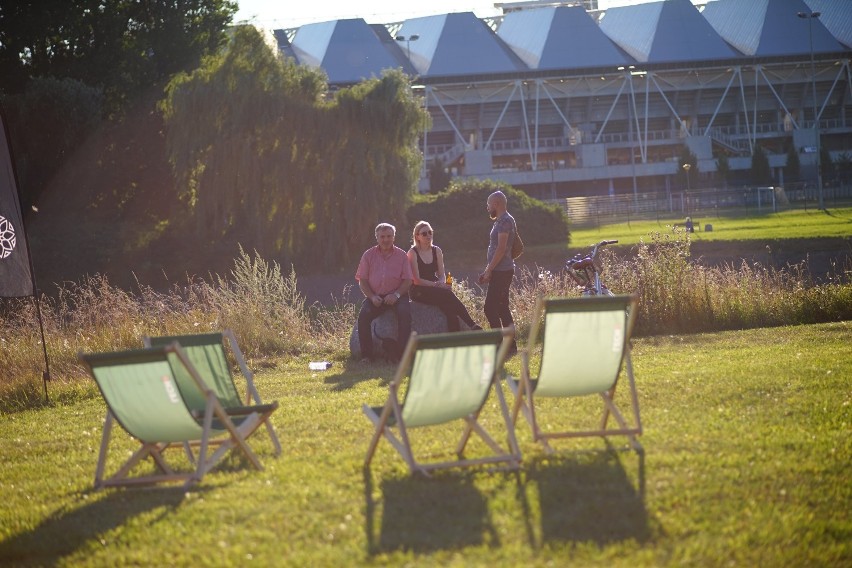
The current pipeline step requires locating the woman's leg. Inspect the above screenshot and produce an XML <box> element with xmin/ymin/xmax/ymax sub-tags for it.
<box><xmin>444</xmin><ymin>292</ymin><xmax>478</xmax><ymax>329</ymax></box>
<box><xmin>412</xmin><ymin>286</ymin><xmax>461</xmax><ymax>331</ymax></box>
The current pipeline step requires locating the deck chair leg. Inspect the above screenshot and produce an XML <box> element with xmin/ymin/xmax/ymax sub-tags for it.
<box><xmin>265</xmin><ymin>421</ymin><xmax>282</xmax><ymax>456</ymax></box>
<box><xmin>495</xmin><ymin>380</ymin><xmax>522</xmax><ymax>462</ymax></box>
<box><xmin>94</xmin><ymin>410</ymin><xmax>115</xmax><ymax>488</ymax></box>
<box><xmin>625</xmin><ymin>352</ymin><xmax>642</xmax><ymax>432</ymax></box>
<box><xmin>183</xmin><ymin>442</ymin><xmax>196</xmax><ymax>465</ymax></box>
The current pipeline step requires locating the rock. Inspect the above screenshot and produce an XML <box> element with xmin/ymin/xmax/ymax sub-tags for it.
<box><xmin>350</xmin><ymin>301</ymin><xmax>473</xmax><ymax>358</ymax></box>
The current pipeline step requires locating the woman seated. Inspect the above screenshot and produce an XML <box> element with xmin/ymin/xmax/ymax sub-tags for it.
<box><xmin>407</xmin><ymin>221</ymin><xmax>481</xmax><ymax>332</ymax></box>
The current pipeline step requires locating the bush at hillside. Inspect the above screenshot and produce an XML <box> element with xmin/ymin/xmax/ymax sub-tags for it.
<box><xmin>406</xmin><ymin>179</ymin><xmax>570</xmax><ymax>249</ymax></box>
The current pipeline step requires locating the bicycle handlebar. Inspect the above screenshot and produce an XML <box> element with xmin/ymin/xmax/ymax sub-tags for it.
<box><xmin>565</xmin><ymin>239</ymin><xmax>618</xmax><ymax>271</ymax></box>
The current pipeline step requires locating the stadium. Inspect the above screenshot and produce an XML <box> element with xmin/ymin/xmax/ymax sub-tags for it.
<box><xmin>273</xmin><ymin>0</ymin><xmax>852</xmax><ymax>214</ymax></box>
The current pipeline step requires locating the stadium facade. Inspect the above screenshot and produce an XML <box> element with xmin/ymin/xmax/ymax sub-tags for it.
<box><xmin>274</xmin><ymin>0</ymin><xmax>852</xmax><ymax>199</ymax></box>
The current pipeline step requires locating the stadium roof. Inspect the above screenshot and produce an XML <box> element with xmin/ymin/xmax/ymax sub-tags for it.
<box><xmin>806</xmin><ymin>0</ymin><xmax>852</xmax><ymax>49</ymax></box>
<box><xmin>497</xmin><ymin>5</ymin><xmax>630</xmax><ymax>70</ymax></box>
<box><xmin>702</xmin><ymin>0</ymin><xmax>845</xmax><ymax>56</ymax></box>
<box><xmin>274</xmin><ymin>0</ymin><xmax>851</xmax><ymax>86</ymax></box>
<box><xmin>290</xmin><ymin>19</ymin><xmax>409</xmax><ymax>84</ymax></box>
<box><xmin>598</xmin><ymin>0</ymin><xmax>739</xmax><ymax>63</ymax></box>
<box><xmin>394</xmin><ymin>12</ymin><xmax>527</xmax><ymax>78</ymax></box>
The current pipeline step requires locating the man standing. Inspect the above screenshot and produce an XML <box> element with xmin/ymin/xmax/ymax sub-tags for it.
<box><xmin>355</xmin><ymin>223</ymin><xmax>413</xmax><ymax>363</ymax></box>
<box><xmin>478</xmin><ymin>191</ymin><xmax>518</xmax><ymax>353</ymax></box>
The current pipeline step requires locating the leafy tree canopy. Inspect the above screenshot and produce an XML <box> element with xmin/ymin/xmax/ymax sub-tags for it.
<box><xmin>0</xmin><ymin>0</ymin><xmax>237</xmax><ymax>111</ymax></box>
<box><xmin>161</xmin><ymin>26</ymin><xmax>427</xmax><ymax>269</ymax></box>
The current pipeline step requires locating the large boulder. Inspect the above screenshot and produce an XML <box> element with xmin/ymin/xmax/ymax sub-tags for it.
<box><xmin>350</xmin><ymin>301</ymin><xmax>473</xmax><ymax>358</ymax></box>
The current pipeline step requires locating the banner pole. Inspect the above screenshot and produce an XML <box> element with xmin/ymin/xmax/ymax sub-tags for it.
<box><xmin>33</xmin><ymin>292</ymin><xmax>51</xmax><ymax>401</ymax></box>
<box><xmin>0</xmin><ymin>104</ymin><xmax>51</xmax><ymax>401</ymax></box>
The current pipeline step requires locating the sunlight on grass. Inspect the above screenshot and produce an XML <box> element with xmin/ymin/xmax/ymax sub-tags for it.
<box><xmin>571</xmin><ymin>207</ymin><xmax>852</xmax><ymax>246</ymax></box>
<box><xmin>0</xmin><ymin>324</ymin><xmax>849</xmax><ymax>566</ymax></box>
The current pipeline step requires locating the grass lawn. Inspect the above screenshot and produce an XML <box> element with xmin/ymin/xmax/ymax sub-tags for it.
<box><xmin>568</xmin><ymin>206</ymin><xmax>852</xmax><ymax>247</ymax></box>
<box><xmin>1</xmin><ymin>322</ymin><xmax>850</xmax><ymax>566</ymax></box>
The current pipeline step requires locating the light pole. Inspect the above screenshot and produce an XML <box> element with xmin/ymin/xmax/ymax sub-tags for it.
<box><xmin>683</xmin><ymin>162</ymin><xmax>691</xmax><ymax>191</ymax></box>
<box><xmin>798</xmin><ymin>10</ymin><xmax>824</xmax><ymax>210</ymax></box>
<box><xmin>395</xmin><ymin>34</ymin><xmax>419</xmax><ymax>71</ymax></box>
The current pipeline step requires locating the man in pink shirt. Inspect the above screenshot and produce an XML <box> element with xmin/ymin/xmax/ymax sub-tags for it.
<box><xmin>355</xmin><ymin>223</ymin><xmax>413</xmax><ymax>363</ymax></box>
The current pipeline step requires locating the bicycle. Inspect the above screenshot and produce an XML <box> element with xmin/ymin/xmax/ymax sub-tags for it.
<box><xmin>565</xmin><ymin>239</ymin><xmax>618</xmax><ymax>296</ymax></box>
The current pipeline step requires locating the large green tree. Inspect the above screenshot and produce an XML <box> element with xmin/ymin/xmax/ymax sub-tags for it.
<box><xmin>0</xmin><ymin>0</ymin><xmax>236</xmax><ymax>109</ymax></box>
<box><xmin>751</xmin><ymin>145</ymin><xmax>773</xmax><ymax>185</ymax></box>
<box><xmin>161</xmin><ymin>26</ymin><xmax>426</xmax><ymax>269</ymax></box>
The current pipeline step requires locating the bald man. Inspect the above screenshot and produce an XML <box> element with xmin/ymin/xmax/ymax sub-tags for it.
<box><xmin>478</xmin><ymin>190</ymin><xmax>518</xmax><ymax>354</ymax></box>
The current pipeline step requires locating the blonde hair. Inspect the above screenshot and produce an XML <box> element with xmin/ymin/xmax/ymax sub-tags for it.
<box><xmin>411</xmin><ymin>220</ymin><xmax>433</xmax><ymax>246</ymax></box>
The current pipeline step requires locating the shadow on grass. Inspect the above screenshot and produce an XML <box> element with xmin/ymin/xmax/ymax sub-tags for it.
<box><xmin>364</xmin><ymin>469</ymin><xmax>500</xmax><ymax>555</ymax></box>
<box><xmin>527</xmin><ymin>447</ymin><xmax>649</xmax><ymax>547</ymax></box>
<box><xmin>0</xmin><ymin>486</ymin><xmax>207</xmax><ymax>565</ymax></box>
<box><xmin>323</xmin><ymin>360</ymin><xmax>396</xmax><ymax>392</ymax></box>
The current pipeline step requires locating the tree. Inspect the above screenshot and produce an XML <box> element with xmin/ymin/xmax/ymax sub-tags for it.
<box><xmin>161</xmin><ymin>27</ymin><xmax>427</xmax><ymax>269</ymax></box>
<box><xmin>161</xmin><ymin>25</ymin><xmax>326</xmax><ymax>257</ymax></box>
<box><xmin>820</xmin><ymin>145</ymin><xmax>834</xmax><ymax>185</ymax></box>
<box><xmin>324</xmin><ymin>69</ymin><xmax>426</xmax><ymax>264</ymax></box>
<box><xmin>428</xmin><ymin>158</ymin><xmax>452</xmax><ymax>194</ymax></box>
<box><xmin>715</xmin><ymin>153</ymin><xmax>731</xmax><ymax>189</ymax></box>
<box><xmin>750</xmin><ymin>145</ymin><xmax>773</xmax><ymax>185</ymax></box>
<box><xmin>784</xmin><ymin>143</ymin><xmax>800</xmax><ymax>183</ymax></box>
<box><xmin>0</xmin><ymin>0</ymin><xmax>237</xmax><ymax>111</ymax></box>
<box><xmin>2</xmin><ymin>76</ymin><xmax>103</xmax><ymax>208</ymax></box>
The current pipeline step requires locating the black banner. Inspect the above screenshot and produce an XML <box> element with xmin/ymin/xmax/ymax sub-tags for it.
<box><xmin>0</xmin><ymin>109</ymin><xmax>34</xmax><ymax>297</ymax></box>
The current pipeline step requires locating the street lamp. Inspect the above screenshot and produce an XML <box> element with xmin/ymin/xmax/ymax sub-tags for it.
<box><xmin>798</xmin><ymin>10</ymin><xmax>824</xmax><ymax>210</ymax></box>
<box><xmin>683</xmin><ymin>162</ymin><xmax>691</xmax><ymax>191</ymax></box>
<box><xmin>395</xmin><ymin>34</ymin><xmax>419</xmax><ymax>68</ymax></box>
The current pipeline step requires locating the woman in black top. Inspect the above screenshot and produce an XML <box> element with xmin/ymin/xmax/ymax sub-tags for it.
<box><xmin>407</xmin><ymin>221</ymin><xmax>481</xmax><ymax>332</ymax></box>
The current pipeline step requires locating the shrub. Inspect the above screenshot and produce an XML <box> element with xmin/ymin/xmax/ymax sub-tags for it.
<box><xmin>406</xmin><ymin>179</ymin><xmax>569</xmax><ymax>249</ymax></box>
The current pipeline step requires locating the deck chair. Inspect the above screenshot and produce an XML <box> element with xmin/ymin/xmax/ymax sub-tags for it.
<box><xmin>80</xmin><ymin>343</ymin><xmax>273</xmax><ymax>489</ymax></box>
<box><xmin>509</xmin><ymin>295</ymin><xmax>642</xmax><ymax>453</ymax></box>
<box><xmin>363</xmin><ymin>327</ymin><xmax>521</xmax><ymax>475</ymax></box>
<box><xmin>143</xmin><ymin>330</ymin><xmax>281</xmax><ymax>456</ymax></box>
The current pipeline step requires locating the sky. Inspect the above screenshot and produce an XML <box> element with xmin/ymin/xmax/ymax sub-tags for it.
<box><xmin>233</xmin><ymin>0</ymin><xmax>668</xmax><ymax>30</ymax></box>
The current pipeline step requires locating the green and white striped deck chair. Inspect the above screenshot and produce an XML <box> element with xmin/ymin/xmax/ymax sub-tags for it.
<box><xmin>363</xmin><ymin>327</ymin><xmax>521</xmax><ymax>475</ymax></box>
<box><xmin>509</xmin><ymin>295</ymin><xmax>642</xmax><ymax>453</ymax></box>
<box><xmin>80</xmin><ymin>343</ymin><xmax>270</xmax><ymax>489</ymax></box>
<box><xmin>143</xmin><ymin>330</ymin><xmax>281</xmax><ymax>455</ymax></box>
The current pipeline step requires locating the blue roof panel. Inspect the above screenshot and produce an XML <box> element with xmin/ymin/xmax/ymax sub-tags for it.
<box><xmin>397</xmin><ymin>12</ymin><xmax>527</xmax><ymax>78</ymax></box>
<box><xmin>702</xmin><ymin>0</ymin><xmax>845</xmax><ymax>57</ymax></box>
<box><xmin>499</xmin><ymin>6</ymin><xmax>631</xmax><ymax>70</ymax></box>
<box><xmin>806</xmin><ymin>0</ymin><xmax>852</xmax><ymax>49</ymax></box>
<box><xmin>601</xmin><ymin>0</ymin><xmax>738</xmax><ymax>63</ymax></box>
<box><xmin>291</xmin><ymin>19</ymin><xmax>402</xmax><ymax>84</ymax></box>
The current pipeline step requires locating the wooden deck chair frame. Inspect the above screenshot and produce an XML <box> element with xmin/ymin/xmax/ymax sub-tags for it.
<box><xmin>80</xmin><ymin>343</ymin><xmax>271</xmax><ymax>489</ymax></box>
<box><xmin>510</xmin><ymin>295</ymin><xmax>643</xmax><ymax>453</ymax></box>
<box><xmin>363</xmin><ymin>327</ymin><xmax>521</xmax><ymax>475</ymax></box>
<box><xmin>143</xmin><ymin>330</ymin><xmax>281</xmax><ymax>456</ymax></box>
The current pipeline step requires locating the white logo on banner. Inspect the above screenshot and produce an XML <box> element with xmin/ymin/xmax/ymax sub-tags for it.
<box><xmin>0</xmin><ymin>215</ymin><xmax>17</xmax><ymax>259</ymax></box>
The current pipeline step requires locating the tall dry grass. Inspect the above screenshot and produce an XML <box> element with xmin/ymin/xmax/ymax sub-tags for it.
<box><xmin>2</xmin><ymin>233</ymin><xmax>850</xmax><ymax>409</ymax></box>
<box><xmin>509</xmin><ymin>229</ymin><xmax>852</xmax><ymax>336</ymax></box>
<box><xmin>0</xmin><ymin>249</ymin><xmax>354</xmax><ymax>409</ymax></box>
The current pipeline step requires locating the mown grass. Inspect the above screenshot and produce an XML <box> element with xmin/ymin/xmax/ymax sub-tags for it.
<box><xmin>0</xmin><ymin>323</ymin><xmax>849</xmax><ymax>566</ymax></box>
<box><xmin>569</xmin><ymin>206</ymin><xmax>852</xmax><ymax>246</ymax></box>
